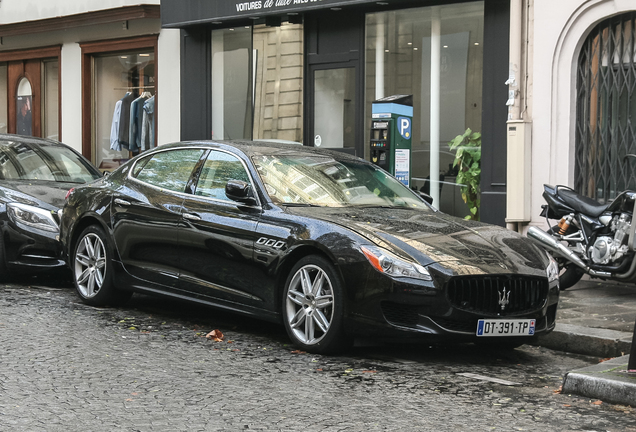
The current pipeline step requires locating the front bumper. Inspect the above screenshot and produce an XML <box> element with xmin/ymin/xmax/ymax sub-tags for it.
<box><xmin>1</xmin><ymin>218</ymin><xmax>66</xmax><ymax>272</ymax></box>
<box><xmin>343</xmin><ymin>266</ymin><xmax>559</xmax><ymax>343</ymax></box>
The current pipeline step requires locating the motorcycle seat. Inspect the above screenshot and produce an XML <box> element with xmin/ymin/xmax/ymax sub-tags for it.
<box><xmin>558</xmin><ymin>187</ymin><xmax>609</xmax><ymax>218</ymax></box>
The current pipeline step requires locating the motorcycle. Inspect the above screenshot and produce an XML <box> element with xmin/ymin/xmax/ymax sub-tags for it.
<box><xmin>527</xmin><ymin>183</ymin><xmax>636</xmax><ymax>290</ymax></box>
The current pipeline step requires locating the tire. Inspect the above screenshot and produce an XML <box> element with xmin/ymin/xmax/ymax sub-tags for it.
<box><xmin>549</xmin><ymin>225</ymin><xmax>585</xmax><ymax>290</ymax></box>
<box><xmin>282</xmin><ymin>255</ymin><xmax>352</xmax><ymax>354</ymax></box>
<box><xmin>0</xmin><ymin>233</ymin><xmax>10</xmax><ymax>283</ymax></box>
<box><xmin>72</xmin><ymin>225</ymin><xmax>132</xmax><ymax>307</ymax></box>
<box><xmin>558</xmin><ymin>263</ymin><xmax>584</xmax><ymax>290</ymax></box>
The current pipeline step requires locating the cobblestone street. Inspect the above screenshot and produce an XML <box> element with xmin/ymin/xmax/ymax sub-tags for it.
<box><xmin>1</xmin><ymin>277</ymin><xmax>636</xmax><ymax>431</ymax></box>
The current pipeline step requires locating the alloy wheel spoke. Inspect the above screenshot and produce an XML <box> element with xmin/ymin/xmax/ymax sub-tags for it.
<box><xmin>315</xmin><ymin>294</ymin><xmax>333</xmax><ymax>309</ymax></box>
<box><xmin>304</xmin><ymin>313</ymin><xmax>315</xmax><ymax>342</ymax></box>
<box><xmin>290</xmin><ymin>307</ymin><xmax>307</xmax><ymax>329</ymax></box>
<box><xmin>95</xmin><ymin>258</ymin><xmax>106</xmax><ymax>270</ymax></box>
<box><xmin>287</xmin><ymin>289</ymin><xmax>305</xmax><ymax>306</ymax></box>
<box><xmin>77</xmin><ymin>268</ymin><xmax>91</xmax><ymax>285</ymax></box>
<box><xmin>310</xmin><ymin>271</ymin><xmax>325</xmax><ymax>297</ymax></box>
<box><xmin>300</xmin><ymin>268</ymin><xmax>312</xmax><ymax>295</ymax></box>
<box><xmin>94</xmin><ymin>268</ymin><xmax>104</xmax><ymax>288</ymax></box>
<box><xmin>312</xmin><ymin>310</ymin><xmax>330</xmax><ymax>333</ymax></box>
<box><xmin>86</xmin><ymin>272</ymin><xmax>96</xmax><ymax>296</ymax></box>
<box><xmin>84</xmin><ymin>237</ymin><xmax>95</xmax><ymax>259</ymax></box>
<box><xmin>75</xmin><ymin>253</ymin><xmax>90</xmax><ymax>267</ymax></box>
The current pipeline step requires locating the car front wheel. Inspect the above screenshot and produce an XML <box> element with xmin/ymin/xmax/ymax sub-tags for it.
<box><xmin>0</xmin><ymin>233</ymin><xmax>9</xmax><ymax>283</ymax></box>
<box><xmin>282</xmin><ymin>255</ymin><xmax>351</xmax><ymax>354</ymax></box>
<box><xmin>73</xmin><ymin>225</ymin><xmax>131</xmax><ymax>306</ymax></box>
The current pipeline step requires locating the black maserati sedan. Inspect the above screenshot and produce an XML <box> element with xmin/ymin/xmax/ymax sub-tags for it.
<box><xmin>60</xmin><ymin>140</ymin><xmax>559</xmax><ymax>353</ymax></box>
<box><xmin>0</xmin><ymin>134</ymin><xmax>102</xmax><ymax>281</ymax></box>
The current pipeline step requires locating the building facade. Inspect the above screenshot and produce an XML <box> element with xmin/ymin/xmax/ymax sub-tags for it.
<box><xmin>0</xmin><ymin>0</ymin><xmax>181</xmax><ymax>170</ymax></box>
<box><xmin>162</xmin><ymin>0</ymin><xmax>511</xmax><ymax>225</ymax></box>
<box><xmin>508</xmin><ymin>0</ymin><xmax>636</xmax><ymax>232</ymax></box>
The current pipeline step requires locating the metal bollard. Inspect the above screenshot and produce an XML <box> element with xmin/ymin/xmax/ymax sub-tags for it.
<box><xmin>629</xmin><ymin>316</ymin><xmax>636</xmax><ymax>372</ymax></box>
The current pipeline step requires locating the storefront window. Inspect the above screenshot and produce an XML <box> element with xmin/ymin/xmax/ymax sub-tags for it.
<box><xmin>94</xmin><ymin>51</ymin><xmax>155</xmax><ymax>170</ymax></box>
<box><xmin>211</xmin><ymin>23</ymin><xmax>303</xmax><ymax>142</ymax></box>
<box><xmin>0</xmin><ymin>63</ymin><xmax>6</xmax><ymax>134</ymax></box>
<box><xmin>366</xmin><ymin>2</ymin><xmax>484</xmax><ymax>217</ymax></box>
<box><xmin>42</xmin><ymin>60</ymin><xmax>59</xmax><ymax>141</ymax></box>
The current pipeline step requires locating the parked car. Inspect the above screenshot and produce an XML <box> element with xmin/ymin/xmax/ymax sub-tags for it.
<box><xmin>0</xmin><ymin>134</ymin><xmax>102</xmax><ymax>281</ymax></box>
<box><xmin>61</xmin><ymin>140</ymin><xmax>559</xmax><ymax>353</ymax></box>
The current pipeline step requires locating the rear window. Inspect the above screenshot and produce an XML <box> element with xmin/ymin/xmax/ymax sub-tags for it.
<box><xmin>0</xmin><ymin>141</ymin><xmax>101</xmax><ymax>183</ymax></box>
<box><xmin>132</xmin><ymin>149</ymin><xmax>205</xmax><ymax>193</ymax></box>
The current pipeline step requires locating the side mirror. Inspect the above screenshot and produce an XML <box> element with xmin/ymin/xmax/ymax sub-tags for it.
<box><xmin>418</xmin><ymin>191</ymin><xmax>434</xmax><ymax>205</ymax></box>
<box><xmin>225</xmin><ymin>180</ymin><xmax>258</xmax><ymax>206</ymax></box>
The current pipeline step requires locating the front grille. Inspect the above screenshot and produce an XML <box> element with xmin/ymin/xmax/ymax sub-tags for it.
<box><xmin>381</xmin><ymin>302</ymin><xmax>420</xmax><ymax>327</ymax></box>
<box><xmin>446</xmin><ymin>276</ymin><xmax>548</xmax><ymax>316</ymax></box>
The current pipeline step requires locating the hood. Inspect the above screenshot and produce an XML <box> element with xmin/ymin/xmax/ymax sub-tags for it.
<box><xmin>0</xmin><ymin>180</ymin><xmax>78</xmax><ymax>210</ymax></box>
<box><xmin>286</xmin><ymin>206</ymin><xmax>548</xmax><ymax>277</ymax></box>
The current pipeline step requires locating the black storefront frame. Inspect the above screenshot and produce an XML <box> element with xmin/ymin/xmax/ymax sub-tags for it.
<box><xmin>170</xmin><ymin>0</ymin><xmax>510</xmax><ymax>226</ymax></box>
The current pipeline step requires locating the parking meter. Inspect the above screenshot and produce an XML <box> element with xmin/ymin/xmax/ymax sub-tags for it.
<box><xmin>370</xmin><ymin>95</ymin><xmax>413</xmax><ymax>186</ymax></box>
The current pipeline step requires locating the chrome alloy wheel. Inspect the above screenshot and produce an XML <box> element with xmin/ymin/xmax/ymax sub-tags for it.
<box><xmin>285</xmin><ymin>264</ymin><xmax>335</xmax><ymax>345</ymax></box>
<box><xmin>74</xmin><ymin>233</ymin><xmax>106</xmax><ymax>298</ymax></box>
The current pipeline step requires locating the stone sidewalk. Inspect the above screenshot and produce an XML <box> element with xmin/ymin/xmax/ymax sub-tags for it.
<box><xmin>537</xmin><ymin>277</ymin><xmax>636</xmax><ymax>406</ymax></box>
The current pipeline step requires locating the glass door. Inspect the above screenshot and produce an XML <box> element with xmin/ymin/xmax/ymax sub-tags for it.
<box><xmin>309</xmin><ymin>65</ymin><xmax>357</xmax><ymax>154</ymax></box>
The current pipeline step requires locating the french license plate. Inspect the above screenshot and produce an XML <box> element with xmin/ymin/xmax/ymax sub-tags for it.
<box><xmin>476</xmin><ymin>319</ymin><xmax>536</xmax><ymax>337</ymax></box>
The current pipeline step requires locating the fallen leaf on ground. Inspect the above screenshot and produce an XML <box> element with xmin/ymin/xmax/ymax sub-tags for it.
<box><xmin>592</xmin><ymin>400</ymin><xmax>603</xmax><ymax>405</ymax></box>
<box><xmin>553</xmin><ymin>386</ymin><xmax>562</xmax><ymax>394</ymax></box>
<box><xmin>563</xmin><ymin>404</ymin><xmax>571</xmax><ymax>407</ymax></box>
<box><xmin>598</xmin><ymin>357</ymin><xmax>613</xmax><ymax>363</ymax></box>
<box><xmin>206</xmin><ymin>329</ymin><xmax>224</xmax><ymax>342</ymax></box>
<box><xmin>290</xmin><ymin>350</ymin><xmax>306</xmax><ymax>354</ymax></box>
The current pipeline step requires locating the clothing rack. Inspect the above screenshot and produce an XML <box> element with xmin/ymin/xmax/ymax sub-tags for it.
<box><xmin>114</xmin><ymin>86</ymin><xmax>155</xmax><ymax>90</ymax></box>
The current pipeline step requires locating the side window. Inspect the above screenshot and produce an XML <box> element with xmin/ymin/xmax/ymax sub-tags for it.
<box><xmin>133</xmin><ymin>149</ymin><xmax>205</xmax><ymax>193</ymax></box>
<box><xmin>195</xmin><ymin>150</ymin><xmax>250</xmax><ymax>201</ymax></box>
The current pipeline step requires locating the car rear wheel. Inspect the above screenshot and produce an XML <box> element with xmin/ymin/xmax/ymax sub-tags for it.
<box><xmin>73</xmin><ymin>225</ymin><xmax>131</xmax><ymax>306</ymax></box>
<box><xmin>282</xmin><ymin>255</ymin><xmax>351</xmax><ymax>354</ymax></box>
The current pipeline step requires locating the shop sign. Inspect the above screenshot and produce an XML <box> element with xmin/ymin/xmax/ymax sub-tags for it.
<box><xmin>162</xmin><ymin>0</ymin><xmax>378</xmax><ymax>26</ymax></box>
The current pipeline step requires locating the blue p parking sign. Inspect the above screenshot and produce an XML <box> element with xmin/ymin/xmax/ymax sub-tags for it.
<box><xmin>398</xmin><ymin>116</ymin><xmax>411</xmax><ymax>140</ymax></box>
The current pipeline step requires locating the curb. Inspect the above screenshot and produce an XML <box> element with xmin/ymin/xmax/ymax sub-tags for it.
<box><xmin>562</xmin><ymin>355</ymin><xmax>636</xmax><ymax>406</ymax></box>
<box><xmin>530</xmin><ymin>323</ymin><xmax>633</xmax><ymax>358</ymax></box>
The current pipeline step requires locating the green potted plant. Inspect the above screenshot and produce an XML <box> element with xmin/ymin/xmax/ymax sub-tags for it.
<box><xmin>448</xmin><ymin>128</ymin><xmax>481</xmax><ymax>220</ymax></box>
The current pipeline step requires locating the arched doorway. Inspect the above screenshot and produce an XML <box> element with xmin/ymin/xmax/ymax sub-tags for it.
<box><xmin>575</xmin><ymin>12</ymin><xmax>636</xmax><ymax>203</ymax></box>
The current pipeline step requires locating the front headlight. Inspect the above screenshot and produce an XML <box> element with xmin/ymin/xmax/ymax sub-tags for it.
<box><xmin>361</xmin><ymin>245</ymin><xmax>432</xmax><ymax>281</ymax></box>
<box><xmin>546</xmin><ymin>252</ymin><xmax>559</xmax><ymax>283</ymax></box>
<box><xmin>7</xmin><ymin>203</ymin><xmax>59</xmax><ymax>233</ymax></box>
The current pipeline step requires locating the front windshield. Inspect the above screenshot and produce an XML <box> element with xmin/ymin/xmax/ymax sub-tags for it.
<box><xmin>252</xmin><ymin>153</ymin><xmax>429</xmax><ymax>209</ymax></box>
<box><xmin>0</xmin><ymin>141</ymin><xmax>101</xmax><ymax>183</ymax></box>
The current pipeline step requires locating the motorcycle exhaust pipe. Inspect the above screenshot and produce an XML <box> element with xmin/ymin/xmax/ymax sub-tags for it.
<box><xmin>527</xmin><ymin>227</ymin><xmax>588</xmax><ymax>270</ymax></box>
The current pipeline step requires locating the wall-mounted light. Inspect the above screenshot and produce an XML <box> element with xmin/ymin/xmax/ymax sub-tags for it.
<box><xmin>474</xmin><ymin>42</ymin><xmax>480</xmax><ymax>46</ymax></box>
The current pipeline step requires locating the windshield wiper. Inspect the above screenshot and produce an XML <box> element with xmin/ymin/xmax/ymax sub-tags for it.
<box><xmin>280</xmin><ymin>202</ymin><xmax>322</xmax><ymax>207</ymax></box>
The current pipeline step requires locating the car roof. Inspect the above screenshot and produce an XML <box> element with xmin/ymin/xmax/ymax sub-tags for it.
<box><xmin>163</xmin><ymin>139</ymin><xmax>365</xmax><ymax>162</ymax></box>
<box><xmin>0</xmin><ymin>133</ymin><xmax>67</xmax><ymax>147</ymax></box>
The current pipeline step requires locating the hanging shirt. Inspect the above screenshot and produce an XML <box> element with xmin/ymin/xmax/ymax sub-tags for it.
<box><xmin>117</xmin><ymin>92</ymin><xmax>136</xmax><ymax>149</ymax></box>
<box><xmin>109</xmin><ymin>99</ymin><xmax>123</xmax><ymax>151</ymax></box>
<box><xmin>141</xmin><ymin>96</ymin><xmax>155</xmax><ymax>151</ymax></box>
<box><xmin>128</xmin><ymin>95</ymin><xmax>149</xmax><ymax>152</ymax></box>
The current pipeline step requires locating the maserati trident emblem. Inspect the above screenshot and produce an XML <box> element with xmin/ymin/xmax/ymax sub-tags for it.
<box><xmin>498</xmin><ymin>287</ymin><xmax>510</xmax><ymax>311</ymax></box>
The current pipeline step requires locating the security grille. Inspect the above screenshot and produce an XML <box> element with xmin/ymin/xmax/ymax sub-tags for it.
<box><xmin>575</xmin><ymin>12</ymin><xmax>636</xmax><ymax>204</ymax></box>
